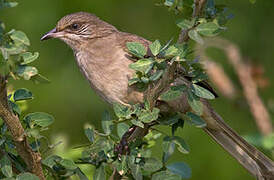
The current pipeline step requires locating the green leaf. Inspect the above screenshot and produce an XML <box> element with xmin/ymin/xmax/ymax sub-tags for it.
<box><xmin>188</xmin><ymin>29</ymin><xmax>204</xmax><ymax>44</ymax></box>
<box><xmin>14</xmin><ymin>88</ymin><xmax>33</xmax><ymax>101</ymax></box>
<box><xmin>141</xmin><ymin>76</ymin><xmax>149</xmax><ymax>83</ymax></box>
<box><xmin>262</xmin><ymin>133</ymin><xmax>274</xmax><ymax>150</ymax></box>
<box><xmin>186</xmin><ymin>112</ymin><xmax>206</xmax><ymax>128</ymax></box>
<box><xmin>131</xmin><ymin>119</ymin><xmax>144</xmax><ymax>128</ymax></box>
<box><xmin>117</xmin><ymin>123</ymin><xmax>130</xmax><ymax>139</ymax></box>
<box><xmin>16</xmin><ymin>173</ymin><xmax>39</xmax><ymax>180</ymax></box>
<box><xmin>249</xmin><ymin>0</ymin><xmax>256</xmax><ymax>4</ymax></box>
<box><xmin>191</xmin><ymin>84</ymin><xmax>215</xmax><ymax>100</ymax></box>
<box><xmin>187</xmin><ymin>91</ymin><xmax>203</xmax><ymax>115</ymax></box>
<box><xmin>159</xmin><ymin>85</ymin><xmax>186</xmax><ymax>101</ymax></box>
<box><xmin>59</xmin><ymin>159</ymin><xmax>77</xmax><ymax>170</ymax></box>
<box><xmin>10</xmin><ymin>30</ymin><xmax>30</xmax><ymax>46</ymax></box>
<box><xmin>0</xmin><ymin>155</ymin><xmax>12</xmax><ymax>178</ymax></box>
<box><xmin>176</xmin><ymin>19</ymin><xmax>195</xmax><ymax>29</ymax></box>
<box><xmin>20</xmin><ymin>52</ymin><xmax>39</xmax><ymax>65</ymax></box>
<box><xmin>138</xmin><ymin>108</ymin><xmax>160</xmax><ymax>123</ymax></box>
<box><xmin>24</xmin><ymin>112</ymin><xmax>54</xmax><ymax>128</ymax></box>
<box><xmin>101</xmin><ymin>110</ymin><xmax>113</xmax><ymax>135</ymax></box>
<box><xmin>8</xmin><ymin>100</ymin><xmax>21</xmax><ymax>115</ymax></box>
<box><xmin>128</xmin><ymin>78</ymin><xmax>140</xmax><ymax>86</ymax></box>
<box><xmin>167</xmin><ymin>162</ymin><xmax>191</xmax><ymax>179</ymax></box>
<box><xmin>84</xmin><ymin>128</ymin><xmax>95</xmax><ymax>143</ymax></box>
<box><xmin>17</xmin><ymin>65</ymin><xmax>38</xmax><ymax>80</ymax></box>
<box><xmin>93</xmin><ymin>164</ymin><xmax>106</xmax><ymax>180</ymax></box>
<box><xmin>126</xmin><ymin>42</ymin><xmax>147</xmax><ymax>58</ymax></box>
<box><xmin>113</xmin><ymin>103</ymin><xmax>132</xmax><ymax>119</ymax></box>
<box><xmin>164</xmin><ymin>45</ymin><xmax>178</xmax><ymax>57</ymax></box>
<box><xmin>162</xmin><ymin>136</ymin><xmax>175</xmax><ymax>163</ymax></box>
<box><xmin>42</xmin><ymin>155</ymin><xmax>62</xmax><ymax>168</ymax></box>
<box><xmin>143</xmin><ymin>158</ymin><xmax>163</xmax><ymax>172</ymax></box>
<box><xmin>0</xmin><ymin>1</ymin><xmax>18</xmax><ymax>9</ymax></box>
<box><xmin>197</xmin><ymin>22</ymin><xmax>219</xmax><ymax>37</ymax></box>
<box><xmin>149</xmin><ymin>40</ymin><xmax>161</xmax><ymax>56</ymax></box>
<box><xmin>172</xmin><ymin>136</ymin><xmax>190</xmax><ymax>154</ymax></box>
<box><xmin>152</xmin><ymin>170</ymin><xmax>181</xmax><ymax>180</ymax></box>
<box><xmin>164</xmin><ymin>0</ymin><xmax>174</xmax><ymax>7</ymax></box>
<box><xmin>129</xmin><ymin>163</ymin><xmax>143</xmax><ymax>180</ymax></box>
<box><xmin>75</xmin><ymin>168</ymin><xmax>89</xmax><ymax>180</ymax></box>
<box><xmin>129</xmin><ymin>59</ymin><xmax>154</xmax><ymax>74</ymax></box>
<box><xmin>150</xmin><ymin>70</ymin><xmax>164</xmax><ymax>81</ymax></box>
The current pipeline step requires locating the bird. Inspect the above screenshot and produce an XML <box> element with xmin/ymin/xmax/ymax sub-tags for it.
<box><xmin>41</xmin><ymin>12</ymin><xmax>274</xmax><ymax>179</ymax></box>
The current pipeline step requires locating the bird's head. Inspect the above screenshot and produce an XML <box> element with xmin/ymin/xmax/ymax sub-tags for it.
<box><xmin>41</xmin><ymin>12</ymin><xmax>117</xmax><ymax>50</ymax></box>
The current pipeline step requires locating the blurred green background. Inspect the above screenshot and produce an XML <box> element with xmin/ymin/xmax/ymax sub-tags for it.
<box><xmin>1</xmin><ymin>0</ymin><xmax>274</xmax><ymax>179</ymax></box>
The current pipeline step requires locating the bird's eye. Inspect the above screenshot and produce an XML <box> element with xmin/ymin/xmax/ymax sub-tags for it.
<box><xmin>71</xmin><ymin>23</ymin><xmax>79</xmax><ymax>30</ymax></box>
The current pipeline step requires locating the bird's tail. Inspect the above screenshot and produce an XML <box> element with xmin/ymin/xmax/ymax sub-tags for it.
<box><xmin>203</xmin><ymin>108</ymin><xmax>274</xmax><ymax>180</ymax></box>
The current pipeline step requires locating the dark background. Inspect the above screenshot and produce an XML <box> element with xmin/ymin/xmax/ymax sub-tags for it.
<box><xmin>1</xmin><ymin>0</ymin><xmax>274</xmax><ymax>179</ymax></box>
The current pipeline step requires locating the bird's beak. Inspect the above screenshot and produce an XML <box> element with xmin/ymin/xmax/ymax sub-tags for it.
<box><xmin>41</xmin><ymin>28</ymin><xmax>62</xmax><ymax>41</ymax></box>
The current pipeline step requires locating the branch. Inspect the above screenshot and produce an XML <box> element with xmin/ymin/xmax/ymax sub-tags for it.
<box><xmin>178</xmin><ymin>0</ymin><xmax>207</xmax><ymax>43</ymax></box>
<box><xmin>195</xmin><ymin>37</ymin><xmax>273</xmax><ymax>135</ymax></box>
<box><xmin>0</xmin><ymin>76</ymin><xmax>45</xmax><ymax>179</ymax></box>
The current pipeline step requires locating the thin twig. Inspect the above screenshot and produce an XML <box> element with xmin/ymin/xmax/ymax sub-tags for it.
<box><xmin>0</xmin><ymin>76</ymin><xmax>45</xmax><ymax>179</ymax></box>
<box><xmin>195</xmin><ymin>37</ymin><xmax>272</xmax><ymax>135</ymax></box>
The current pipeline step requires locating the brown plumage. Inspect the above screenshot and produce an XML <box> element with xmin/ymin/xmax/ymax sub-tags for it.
<box><xmin>41</xmin><ymin>12</ymin><xmax>274</xmax><ymax>179</ymax></box>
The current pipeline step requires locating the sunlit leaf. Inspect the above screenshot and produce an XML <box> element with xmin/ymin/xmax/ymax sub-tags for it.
<box><xmin>131</xmin><ymin>119</ymin><xmax>144</xmax><ymax>128</ymax></box>
<box><xmin>172</xmin><ymin>136</ymin><xmax>190</xmax><ymax>154</ymax></box>
<box><xmin>149</xmin><ymin>40</ymin><xmax>161</xmax><ymax>56</ymax></box>
<box><xmin>0</xmin><ymin>1</ymin><xmax>18</xmax><ymax>9</ymax></box>
<box><xmin>20</xmin><ymin>52</ymin><xmax>39</xmax><ymax>65</ymax></box>
<box><xmin>17</xmin><ymin>65</ymin><xmax>38</xmax><ymax>80</ymax></box>
<box><xmin>164</xmin><ymin>45</ymin><xmax>178</xmax><ymax>57</ymax></box>
<box><xmin>188</xmin><ymin>29</ymin><xmax>204</xmax><ymax>44</ymax></box>
<box><xmin>113</xmin><ymin>103</ymin><xmax>132</xmax><ymax>119</ymax></box>
<box><xmin>191</xmin><ymin>84</ymin><xmax>215</xmax><ymax>100</ymax></box>
<box><xmin>176</xmin><ymin>19</ymin><xmax>195</xmax><ymax>29</ymax></box>
<box><xmin>196</xmin><ymin>22</ymin><xmax>219</xmax><ymax>37</ymax></box>
<box><xmin>126</xmin><ymin>42</ymin><xmax>147</xmax><ymax>58</ymax></box>
<box><xmin>9</xmin><ymin>30</ymin><xmax>30</xmax><ymax>46</ymax></box>
<box><xmin>129</xmin><ymin>59</ymin><xmax>154</xmax><ymax>74</ymax></box>
<box><xmin>138</xmin><ymin>108</ymin><xmax>160</xmax><ymax>123</ymax></box>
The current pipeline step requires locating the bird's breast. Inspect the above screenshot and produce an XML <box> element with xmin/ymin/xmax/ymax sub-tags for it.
<box><xmin>75</xmin><ymin>49</ymin><xmax>143</xmax><ymax>106</ymax></box>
